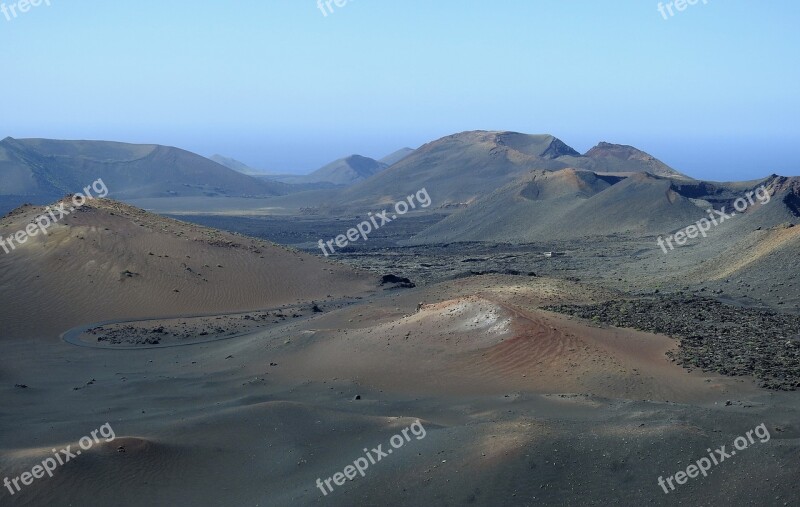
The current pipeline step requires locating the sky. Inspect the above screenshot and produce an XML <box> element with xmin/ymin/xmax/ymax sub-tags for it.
<box><xmin>1</xmin><ymin>0</ymin><xmax>798</xmax><ymax>181</ymax></box>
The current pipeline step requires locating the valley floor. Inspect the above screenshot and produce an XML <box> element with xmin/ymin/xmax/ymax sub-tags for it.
<box><xmin>2</xmin><ymin>213</ymin><xmax>798</xmax><ymax>506</ymax></box>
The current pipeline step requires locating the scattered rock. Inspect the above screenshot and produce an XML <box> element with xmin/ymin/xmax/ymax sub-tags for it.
<box><xmin>381</xmin><ymin>274</ymin><xmax>414</xmax><ymax>285</ymax></box>
<box><xmin>381</xmin><ymin>274</ymin><xmax>415</xmax><ymax>289</ymax></box>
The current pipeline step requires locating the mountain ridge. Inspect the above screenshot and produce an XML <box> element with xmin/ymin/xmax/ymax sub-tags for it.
<box><xmin>330</xmin><ymin>130</ymin><xmax>687</xmax><ymax>210</ymax></box>
<box><xmin>0</xmin><ymin>138</ymin><xmax>289</xmax><ymax>213</ymax></box>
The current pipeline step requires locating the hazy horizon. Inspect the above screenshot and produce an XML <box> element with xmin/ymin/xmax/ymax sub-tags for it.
<box><xmin>2</xmin><ymin>130</ymin><xmax>794</xmax><ymax>182</ymax></box>
<box><xmin>1</xmin><ymin>1</ymin><xmax>798</xmax><ymax>181</ymax></box>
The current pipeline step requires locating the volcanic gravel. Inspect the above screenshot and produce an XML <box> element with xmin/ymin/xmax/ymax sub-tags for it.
<box><xmin>545</xmin><ymin>296</ymin><xmax>800</xmax><ymax>391</ymax></box>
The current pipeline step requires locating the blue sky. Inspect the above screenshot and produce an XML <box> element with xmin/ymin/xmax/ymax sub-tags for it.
<box><xmin>1</xmin><ymin>0</ymin><xmax>798</xmax><ymax>180</ymax></box>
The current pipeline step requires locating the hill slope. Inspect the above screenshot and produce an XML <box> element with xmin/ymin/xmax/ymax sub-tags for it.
<box><xmin>411</xmin><ymin>170</ymin><xmax>792</xmax><ymax>244</ymax></box>
<box><xmin>575</xmin><ymin>142</ymin><xmax>687</xmax><ymax>178</ymax></box>
<box><xmin>209</xmin><ymin>154</ymin><xmax>272</xmax><ymax>176</ymax></box>
<box><xmin>0</xmin><ymin>198</ymin><xmax>377</xmax><ymax>339</ymax></box>
<box><xmin>0</xmin><ymin>138</ymin><xmax>287</xmax><ymax>212</ymax></box>
<box><xmin>379</xmin><ymin>147</ymin><xmax>415</xmax><ymax>166</ymax></box>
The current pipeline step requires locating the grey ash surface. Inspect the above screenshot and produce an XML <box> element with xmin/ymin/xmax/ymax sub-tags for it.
<box><xmin>172</xmin><ymin>212</ymin><xmax>800</xmax><ymax>393</ymax></box>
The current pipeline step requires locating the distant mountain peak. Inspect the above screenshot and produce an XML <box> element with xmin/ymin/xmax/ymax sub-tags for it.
<box><xmin>429</xmin><ymin>130</ymin><xmax>581</xmax><ymax>160</ymax></box>
<box><xmin>342</xmin><ymin>154</ymin><xmax>375</xmax><ymax>163</ymax></box>
<box><xmin>493</xmin><ymin>131</ymin><xmax>580</xmax><ymax>159</ymax></box>
<box><xmin>209</xmin><ymin>154</ymin><xmax>271</xmax><ymax>175</ymax></box>
<box><xmin>542</xmin><ymin>137</ymin><xmax>581</xmax><ymax>159</ymax></box>
<box><xmin>586</xmin><ymin>142</ymin><xmax>656</xmax><ymax>161</ymax></box>
<box><xmin>583</xmin><ymin>142</ymin><xmax>688</xmax><ymax>178</ymax></box>
<box><xmin>1</xmin><ymin>136</ymin><xmax>23</xmax><ymax>148</ymax></box>
<box><xmin>379</xmin><ymin>147</ymin><xmax>415</xmax><ymax>166</ymax></box>
<box><xmin>284</xmin><ymin>154</ymin><xmax>387</xmax><ymax>186</ymax></box>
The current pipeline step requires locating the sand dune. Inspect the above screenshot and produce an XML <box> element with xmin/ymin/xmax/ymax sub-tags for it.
<box><xmin>260</xmin><ymin>284</ymin><xmax>755</xmax><ymax>404</ymax></box>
